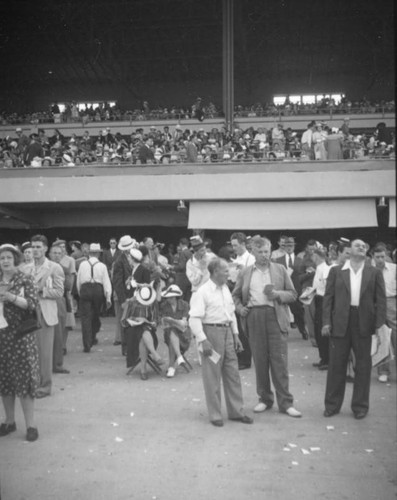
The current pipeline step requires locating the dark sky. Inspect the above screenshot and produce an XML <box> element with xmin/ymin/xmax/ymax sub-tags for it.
<box><xmin>0</xmin><ymin>0</ymin><xmax>394</xmax><ymax>109</ymax></box>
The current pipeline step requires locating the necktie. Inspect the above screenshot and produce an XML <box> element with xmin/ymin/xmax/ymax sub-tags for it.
<box><xmin>288</xmin><ymin>254</ymin><xmax>293</xmax><ymax>269</ymax></box>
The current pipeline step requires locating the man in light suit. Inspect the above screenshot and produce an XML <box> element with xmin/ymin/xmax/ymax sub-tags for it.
<box><xmin>322</xmin><ymin>239</ymin><xmax>386</xmax><ymax>419</ymax></box>
<box><xmin>275</xmin><ymin>236</ymin><xmax>308</xmax><ymax>339</ymax></box>
<box><xmin>31</xmin><ymin>235</ymin><xmax>65</xmax><ymax>398</ymax></box>
<box><xmin>233</xmin><ymin>236</ymin><xmax>302</xmax><ymax>417</ymax></box>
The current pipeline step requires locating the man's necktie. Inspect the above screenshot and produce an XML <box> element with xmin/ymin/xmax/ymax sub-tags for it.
<box><xmin>288</xmin><ymin>254</ymin><xmax>293</xmax><ymax>269</ymax></box>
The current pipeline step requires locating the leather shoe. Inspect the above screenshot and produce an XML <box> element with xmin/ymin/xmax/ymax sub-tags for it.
<box><xmin>354</xmin><ymin>411</ymin><xmax>367</xmax><ymax>420</ymax></box>
<box><xmin>0</xmin><ymin>422</ymin><xmax>16</xmax><ymax>436</ymax></box>
<box><xmin>285</xmin><ymin>407</ymin><xmax>302</xmax><ymax>418</ymax></box>
<box><xmin>229</xmin><ymin>415</ymin><xmax>253</xmax><ymax>424</ymax></box>
<box><xmin>301</xmin><ymin>331</ymin><xmax>309</xmax><ymax>340</ymax></box>
<box><xmin>323</xmin><ymin>409</ymin><xmax>339</xmax><ymax>417</ymax></box>
<box><xmin>53</xmin><ymin>368</ymin><xmax>70</xmax><ymax>374</ymax></box>
<box><xmin>35</xmin><ymin>391</ymin><xmax>50</xmax><ymax>399</ymax></box>
<box><xmin>113</xmin><ymin>341</ymin><xmax>121</xmax><ymax>346</ymax></box>
<box><xmin>211</xmin><ymin>420</ymin><xmax>224</xmax><ymax>427</ymax></box>
<box><xmin>312</xmin><ymin>362</ymin><xmax>321</xmax><ymax>367</ymax></box>
<box><xmin>318</xmin><ymin>364</ymin><xmax>328</xmax><ymax>371</ymax></box>
<box><xmin>26</xmin><ymin>427</ymin><xmax>39</xmax><ymax>442</ymax></box>
<box><xmin>140</xmin><ymin>372</ymin><xmax>148</xmax><ymax>381</ymax></box>
<box><xmin>238</xmin><ymin>364</ymin><xmax>251</xmax><ymax>370</ymax></box>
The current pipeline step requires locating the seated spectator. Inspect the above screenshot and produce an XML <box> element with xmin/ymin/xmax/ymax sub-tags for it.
<box><xmin>160</xmin><ymin>285</ymin><xmax>191</xmax><ymax>378</ymax></box>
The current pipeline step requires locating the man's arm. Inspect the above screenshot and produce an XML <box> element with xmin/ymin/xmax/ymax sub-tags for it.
<box><xmin>322</xmin><ymin>266</ymin><xmax>336</xmax><ymax>329</ymax></box>
<box><xmin>112</xmin><ymin>258</ymin><xmax>127</xmax><ymax>304</ymax></box>
<box><xmin>42</xmin><ymin>263</ymin><xmax>64</xmax><ymax>300</ymax></box>
<box><xmin>275</xmin><ymin>267</ymin><xmax>297</xmax><ymax>303</ymax></box>
<box><xmin>232</xmin><ymin>268</ymin><xmax>246</xmax><ymax>315</ymax></box>
<box><xmin>374</xmin><ymin>268</ymin><xmax>387</xmax><ymax>329</ymax></box>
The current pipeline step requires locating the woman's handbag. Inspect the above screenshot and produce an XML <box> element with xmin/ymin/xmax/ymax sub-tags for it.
<box><xmin>15</xmin><ymin>309</ymin><xmax>41</xmax><ymax>338</ymax></box>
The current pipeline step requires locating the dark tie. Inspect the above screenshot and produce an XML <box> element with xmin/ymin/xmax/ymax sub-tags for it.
<box><xmin>288</xmin><ymin>254</ymin><xmax>293</xmax><ymax>269</ymax></box>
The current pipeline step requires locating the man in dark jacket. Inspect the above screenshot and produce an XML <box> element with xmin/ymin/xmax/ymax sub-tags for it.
<box><xmin>322</xmin><ymin>239</ymin><xmax>386</xmax><ymax>419</ymax></box>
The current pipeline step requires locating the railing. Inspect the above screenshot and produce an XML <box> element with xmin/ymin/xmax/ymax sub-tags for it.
<box><xmin>1</xmin><ymin>106</ymin><xmax>395</xmax><ymax>127</ymax></box>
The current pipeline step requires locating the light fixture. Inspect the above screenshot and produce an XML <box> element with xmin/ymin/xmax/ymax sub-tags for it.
<box><xmin>177</xmin><ymin>200</ymin><xmax>187</xmax><ymax>212</ymax></box>
<box><xmin>377</xmin><ymin>197</ymin><xmax>387</xmax><ymax>207</ymax></box>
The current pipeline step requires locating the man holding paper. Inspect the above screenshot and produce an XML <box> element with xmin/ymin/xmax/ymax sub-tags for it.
<box><xmin>233</xmin><ymin>236</ymin><xmax>302</xmax><ymax>418</ymax></box>
<box><xmin>189</xmin><ymin>258</ymin><xmax>253</xmax><ymax>427</ymax></box>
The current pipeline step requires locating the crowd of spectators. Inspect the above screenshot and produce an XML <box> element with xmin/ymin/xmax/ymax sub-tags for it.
<box><xmin>0</xmin><ymin>119</ymin><xmax>394</xmax><ymax>168</ymax></box>
<box><xmin>0</xmin><ymin>96</ymin><xmax>394</xmax><ymax>127</ymax></box>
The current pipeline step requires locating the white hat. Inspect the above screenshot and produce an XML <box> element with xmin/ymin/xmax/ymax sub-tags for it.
<box><xmin>63</xmin><ymin>153</ymin><xmax>72</xmax><ymax>162</ymax></box>
<box><xmin>118</xmin><ymin>235</ymin><xmax>136</xmax><ymax>251</ymax></box>
<box><xmin>31</xmin><ymin>157</ymin><xmax>42</xmax><ymax>167</ymax></box>
<box><xmin>15</xmin><ymin>127</ymin><xmax>22</xmax><ymax>132</ymax></box>
<box><xmin>89</xmin><ymin>243</ymin><xmax>102</xmax><ymax>253</ymax></box>
<box><xmin>130</xmin><ymin>248</ymin><xmax>143</xmax><ymax>262</ymax></box>
<box><xmin>175</xmin><ymin>124</ymin><xmax>182</xmax><ymax>129</ymax></box>
<box><xmin>332</xmin><ymin>127</ymin><xmax>339</xmax><ymax>133</ymax></box>
<box><xmin>161</xmin><ymin>284</ymin><xmax>183</xmax><ymax>298</ymax></box>
<box><xmin>135</xmin><ymin>283</ymin><xmax>156</xmax><ymax>306</ymax></box>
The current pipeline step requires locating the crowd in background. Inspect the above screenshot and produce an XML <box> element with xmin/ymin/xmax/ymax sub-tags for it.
<box><xmin>0</xmin><ymin>96</ymin><xmax>395</xmax><ymax>127</ymax></box>
<box><xmin>1</xmin><ymin>231</ymin><xmax>395</xmax><ymax>441</ymax></box>
<box><xmin>0</xmin><ymin>119</ymin><xmax>394</xmax><ymax>168</ymax></box>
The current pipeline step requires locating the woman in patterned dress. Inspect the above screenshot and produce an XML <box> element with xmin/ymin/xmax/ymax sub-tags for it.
<box><xmin>0</xmin><ymin>244</ymin><xmax>40</xmax><ymax>442</ymax></box>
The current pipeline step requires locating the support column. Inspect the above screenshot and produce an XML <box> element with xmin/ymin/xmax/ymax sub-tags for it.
<box><xmin>222</xmin><ymin>0</ymin><xmax>234</xmax><ymax>133</ymax></box>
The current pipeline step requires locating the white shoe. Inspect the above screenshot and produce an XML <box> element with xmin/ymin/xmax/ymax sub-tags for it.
<box><xmin>378</xmin><ymin>374</ymin><xmax>388</xmax><ymax>383</ymax></box>
<box><xmin>177</xmin><ymin>356</ymin><xmax>185</xmax><ymax>365</ymax></box>
<box><xmin>166</xmin><ymin>367</ymin><xmax>176</xmax><ymax>378</ymax></box>
<box><xmin>254</xmin><ymin>402</ymin><xmax>269</xmax><ymax>413</ymax></box>
<box><xmin>286</xmin><ymin>407</ymin><xmax>302</xmax><ymax>418</ymax></box>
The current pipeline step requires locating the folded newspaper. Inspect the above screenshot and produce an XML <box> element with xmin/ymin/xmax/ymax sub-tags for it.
<box><xmin>299</xmin><ymin>287</ymin><xmax>316</xmax><ymax>305</ymax></box>
<box><xmin>371</xmin><ymin>324</ymin><xmax>394</xmax><ymax>367</ymax></box>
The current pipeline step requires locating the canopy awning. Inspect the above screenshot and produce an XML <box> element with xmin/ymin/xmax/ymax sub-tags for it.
<box><xmin>188</xmin><ymin>199</ymin><xmax>378</xmax><ymax>230</ymax></box>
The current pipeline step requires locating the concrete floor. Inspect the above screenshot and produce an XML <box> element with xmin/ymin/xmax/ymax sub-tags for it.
<box><xmin>0</xmin><ymin>318</ymin><xmax>396</xmax><ymax>500</ymax></box>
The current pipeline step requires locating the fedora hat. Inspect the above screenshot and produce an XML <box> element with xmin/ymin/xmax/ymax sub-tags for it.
<box><xmin>135</xmin><ymin>283</ymin><xmax>157</xmax><ymax>306</ymax></box>
<box><xmin>190</xmin><ymin>235</ymin><xmax>205</xmax><ymax>251</ymax></box>
<box><xmin>161</xmin><ymin>284</ymin><xmax>183</xmax><ymax>299</ymax></box>
<box><xmin>89</xmin><ymin>243</ymin><xmax>102</xmax><ymax>253</ymax></box>
<box><xmin>118</xmin><ymin>235</ymin><xmax>136</xmax><ymax>251</ymax></box>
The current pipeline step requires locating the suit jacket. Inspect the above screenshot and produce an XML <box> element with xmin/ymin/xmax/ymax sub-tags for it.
<box><xmin>102</xmin><ymin>249</ymin><xmax>122</xmax><ymax>274</ymax></box>
<box><xmin>322</xmin><ymin>264</ymin><xmax>386</xmax><ymax>338</ymax></box>
<box><xmin>232</xmin><ymin>262</ymin><xmax>297</xmax><ymax>334</ymax></box>
<box><xmin>112</xmin><ymin>253</ymin><xmax>133</xmax><ymax>304</ymax></box>
<box><xmin>275</xmin><ymin>254</ymin><xmax>303</xmax><ymax>294</ymax></box>
<box><xmin>34</xmin><ymin>258</ymin><xmax>65</xmax><ymax>326</ymax></box>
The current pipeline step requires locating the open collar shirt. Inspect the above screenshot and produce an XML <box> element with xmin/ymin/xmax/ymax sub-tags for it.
<box><xmin>189</xmin><ymin>279</ymin><xmax>238</xmax><ymax>342</ymax></box>
<box><xmin>342</xmin><ymin>260</ymin><xmax>365</xmax><ymax>306</ymax></box>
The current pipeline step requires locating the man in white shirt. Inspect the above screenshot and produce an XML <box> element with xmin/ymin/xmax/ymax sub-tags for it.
<box><xmin>189</xmin><ymin>258</ymin><xmax>253</xmax><ymax>427</ymax></box>
<box><xmin>301</xmin><ymin>121</ymin><xmax>315</xmax><ymax>160</ymax></box>
<box><xmin>186</xmin><ymin>236</ymin><xmax>212</xmax><ymax>294</ymax></box>
<box><xmin>230</xmin><ymin>232</ymin><xmax>255</xmax><ymax>369</ymax></box>
<box><xmin>372</xmin><ymin>244</ymin><xmax>396</xmax><ymax>383</ymax></box>
<box><xmin>312</xmin><ymin>248</ymin><xmax>331</xmax><ymax>370</ymax></box>
<box><xmin>322</xmin><ymin>239</ymin><xmax>386</xmax><ymax>419</ymax></box>
<box><xmin>77</xmin><ymin>243</ymin><xmax>112</xmax><ymax>352</ymax></box>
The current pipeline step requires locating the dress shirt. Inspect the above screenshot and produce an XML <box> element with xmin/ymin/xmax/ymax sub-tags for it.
<box><xmin>110</xmin><ymin>248</ymin><xmax>116</xmax><ymax>257</ymax></box>
<box><xmin>189</xmin><ymin>279</ymin><xmax>238</xmax><ymax>342</ymax></box>
<box><xmin>286</xmin><ymin>253</ymin><xmax>295</xmax><ymax>268</ymax></box>
<box><xmin>313</xmin><ymin>261</ymin><xmax>330</xmax><ymax>296</ymax></box>
<box><xmin>379</xmin><ymin>262</ymin><xmax>396</xmax><ymax>298</ymax></box>
<box><xmin>186</xmin><ymin>255</ymin><xmax>210</xmax><ymax>292</ymax></box>
<box><xmin>248</xmin><ymin>265</ymin><xmax>274</xmax><ymax>307</ymax></box>
<box><xmin>301</xmin><ymin>129</ymin><xmax>313</xmax><ymax>147</ymax></box>
<box><xmin>77</xmin><ymin>257</ymin><xmax>112</xmax><ymax>301</ymax></box>
<box><xmin>271</xmin><ymin>248</ymin><xmax>286</xmax><ymax>260</ymax></box>
<box><xmin>234</xmin><ymin>250</ymin><xmax>255</xmax><ymax>269</ymax></box>
<box><xmin>342</xmin><ymin>260</ymin><xmax>365</xmax><ymax>306</ymax></box>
